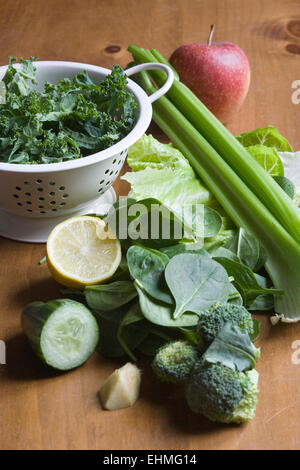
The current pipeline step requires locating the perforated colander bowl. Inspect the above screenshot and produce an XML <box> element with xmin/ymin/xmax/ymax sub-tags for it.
<box><xmin>0</xmin><ymin>61</ymin><xmax>174</xmax><ymax>242</ymax></box>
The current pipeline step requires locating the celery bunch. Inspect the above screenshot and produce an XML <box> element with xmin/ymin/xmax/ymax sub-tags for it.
<box><xmin>128</xmin><ymin>45</ymin><xmax>300</xmax><ymax>322</ymax></box>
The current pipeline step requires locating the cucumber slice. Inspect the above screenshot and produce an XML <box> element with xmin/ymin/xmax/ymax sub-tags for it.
<box><xmin>22</xmin><ymin>299</ymin><xmax>99</xmax><ymax>370</ymax></box>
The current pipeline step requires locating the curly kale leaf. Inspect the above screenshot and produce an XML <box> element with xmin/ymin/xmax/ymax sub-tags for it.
<box><xmin>0</xmin><ymin>59</ymin><xmax>136</xmax><ymax>164</ymax></box>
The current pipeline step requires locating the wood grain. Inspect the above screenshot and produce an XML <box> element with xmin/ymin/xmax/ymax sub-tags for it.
<box><xmin>1</xmin><ymin>0</ymin><xmax>300</xmax><ymax>450</ymax></box>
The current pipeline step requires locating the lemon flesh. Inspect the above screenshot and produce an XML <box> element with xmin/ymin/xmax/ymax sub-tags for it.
<box><xmin>47</xmin><ymin>216</ymin><xmax>121</xmax><ymax>288</ymax></box>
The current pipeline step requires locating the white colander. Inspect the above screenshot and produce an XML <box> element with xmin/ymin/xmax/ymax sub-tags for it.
<box><xmin>0</xmin><ymin>61</ymin><xmax>174</xmax><ymax>243</ymax></box>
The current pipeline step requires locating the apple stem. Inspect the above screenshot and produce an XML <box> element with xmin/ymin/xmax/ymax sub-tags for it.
<box><xmin>207</xmin><ymin>24</ymin><xmax>215</xmax><ymax>46</ymax></box>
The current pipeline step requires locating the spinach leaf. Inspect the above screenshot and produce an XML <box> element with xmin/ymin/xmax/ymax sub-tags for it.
<box><xmin>137</xmin><ymin>325</ymin><xmax>179</xmax><ymax>356</ymax></box>
<box><xmin>164</xmin><ymin>253</ymin><xmax>231</xmax><ymax>318</ymax></box>
<box><xmin>182</xmin><ymin>204</ymin><xmax>222</xmax><ymax>238</ymax></box>
<box><xmin>202</xmin><ymin>322</ymin><xmax>260</xmax><ymax>372</ymax></box>
<box><xmin>97</xmin><ymin>317</ymin><xmax>147</xmax><ymax>359</ymax></box>
<box><xmin>61</xmin><ymin>287</ymin><xmax>85</xmax><ymax>298</ymax></box>
<box><xmin>96</xmin><ymin>318</ymin><xmax>125</xmax><ymax>357</ymax></box>
<box><xmin>101</xmin><ymin>196</ymin><xmax>223</xmax><ymax>247</ymax></box>
<box><xmin>249</xmin><ymin>319</ymin><xmax>261</xmax><ymax>342</ymax></box>
<box><xmin>214</xmin><ymin>256</ymin><xmax>283</xmax><ymax>308</ymax></box>
<box><xmin>95</xmin><ymin>302</ymin><xmax>147</xmax><ymax>359</ymax></box>
<box><xmin>248</xmin><ymin>273</ymin><xmax>275</xmax><ymax>311</ymax></box>
<box><xmin>117</xmin><ymin>302</ymin><xmax>148</xmax><ymax>361</ymax></box>
<box><xmin>227</xmin><ymin>283</ymin><xmax>243</xmax><ymax>306</ymax></box>
<box><xmin>273</xmin><ymin>175</ymin><xmax>295</xmax><ymax>199</ymax></box>
<box><xmin>203</xmin><ymin>228</ymin><xmax>236</xmax><ymax>253</ymax></box>
<box><xmin>101</xmin><ymin>197</ymin><xmax>187</xmax><ymax>246</ymax></box>
<box><xmin>129</xmin><ymin>198</ymin><xmax>189</xmax><ymax>247</ymax></box>
<box><xmin>137</xmin><ymin>334</ymin><xmax>167</xmax><ymax>356</ymax></box>
<box><xmin>95</xmin><ymin>298</ymin><xmax>186</xmax><ymax>359</ymax></box>
<box><xmin>203</xmin><ymin>206</ymin><xmax>223</xmax><ymax>237</ymax></box>
<box><xmin>237</xmin><ymin>229</ymin><xmax>260</xmax><ymax>271</ymax></box>
<box><xmin>226</xmin><ymin>229</ymin><xmax>259</xmax><ymax>270</ymax></box>
<box><xmin>254</xmin><ymin>243</ymin><xmax>268</xmax><ymax>272</ymax></box>
<box><xmin>177</xmin><ymin>327</ymin><xmax>198</xmax><ymax>345</ymax></box>
<box><xmin>109</xmin><ymin>266</ymin><xmax>131</xmax><ymax>282</ymax></box>
<box><xmin>160</xmin><ymin>242</ymin><xmax>209</xmax><ymax>259</ymax></box>
<box><xmin>135</xmin><ymin>283</ymin><xmax>199</xmax><ymax>327</ymax></box>
<box><xmin>84</xmin><ymin>281</ymin><xmax>137</xmax><ymax>312</ymax></box>
<box><xmin>127</xmin><ymin>245</ymin><xmax>173</xmax><ymax>304</ymax></box>
<box><xmin>211</xmin><ymin>246</ymin><xmax>241</xmax><ymax>263</ymax></box>
<box><xmin>249</xmin><ymin>294</ymin><xmax>274</xmax><ymax>311</ymax></box>
<box><xmin>93</xmin><ymin>305</ymin><xmax>128</xmax><ymax>323</ymax></box>
<box><xmin>225</xmin><ymin>228</ymin><xmax>267</xmax><ymax>271</ymax></box>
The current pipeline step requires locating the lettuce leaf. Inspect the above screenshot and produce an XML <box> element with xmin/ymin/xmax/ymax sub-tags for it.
<box><xmin>127</xmin><ymin>133</ymin><xmax>191</xmax><ymax>172</ymax></box>
<box><xmin>236</xmin><ymin>126</ymin><xmax>293</xmax><ymax>152</ymax></box>
<box><xmin>245</xmin><ymin>145</ymin><xmax>284</xmax><ymax>176</ymax></box>
<box><xmin>123</xmin><ymin>166</ymin><xmax>212</xmax><ymax>210</ymax></box>
<box><xmin>235</xmin><ymin>126</ymin><xmax>293</xmax><ymax>177</ymax></box>
<box><xmin>124</xmin><ymin>134</ymin><xmax>218</xmax><ymax>211</ymax></box>
<box><xmin>235</xmin><ymin>126</ymin><xmax>299</xmax><ymax>205</ymax></box>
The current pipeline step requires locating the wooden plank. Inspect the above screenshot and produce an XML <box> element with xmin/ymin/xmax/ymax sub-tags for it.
<box><xmin>0</xmin><ymin>0</ymin><xmax>300</xmax><ymax>450</ymax></box>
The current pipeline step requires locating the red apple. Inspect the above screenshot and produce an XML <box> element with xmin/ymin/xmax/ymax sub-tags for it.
<box><xmin>169</xmin><ymin>26</ymin><xmax>250</xmax><ymax>123</ymax></box>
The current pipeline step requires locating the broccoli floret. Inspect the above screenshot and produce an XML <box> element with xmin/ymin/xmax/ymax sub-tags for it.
<box><xmin>185</xmin><ymin>360</ymin><xmax>259</xmax><ymax>423</ymax></box>
<box><xmin>197</xmin><ymin>303</ymin><xmax>254</xmax><ymax>352</ymax></box>
<box><xmin>233</xmin><ymin>369</ymin><xmax>259</xmax><ymax>423</ymax></box>
<box><xmin>152</xmin><ymin>340</ymin><xmax>199</xmax><ymax>383</ymax></box>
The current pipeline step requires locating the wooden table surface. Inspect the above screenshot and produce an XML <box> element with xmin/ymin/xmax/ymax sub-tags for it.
<box><xmin>1</xmin><ymin>0</ymin><xmax>300</xmax><ymax>451</ymax></box>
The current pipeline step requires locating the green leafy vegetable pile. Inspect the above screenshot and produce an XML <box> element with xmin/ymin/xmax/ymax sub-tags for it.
<box><xmin>61</xmin><ymin>134</ymin><xmax>283</xmax><ymax>369</ymax></box>
<box><xmin>0</xmin><ymin>57</ymin><xmax>137</xmax><ymax>164</ymax></box>
<box><xmin>55</xmin><ymin>124</ymin><xmax>299</xmax><ymax>423</ymax></box>
<box><xmin>127</xmin><ymin>45</ymin><xmax>300</xmax><ymax>323</ymax></box>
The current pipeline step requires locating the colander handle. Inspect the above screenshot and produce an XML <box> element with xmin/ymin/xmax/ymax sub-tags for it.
<box><xmin>125</xmin><ymin>63</ymin><xmax>174</xmax><ymax>103</ymax></box>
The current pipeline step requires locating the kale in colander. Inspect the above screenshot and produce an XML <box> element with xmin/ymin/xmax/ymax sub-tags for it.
<box><xmin>0</xmin><ymin>57</ymin><xmax>137</xmax><ymax>164</ymax></box>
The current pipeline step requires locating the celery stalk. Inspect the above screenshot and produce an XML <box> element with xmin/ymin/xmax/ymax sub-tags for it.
<box><xmin>132</xmin><ymin>67</ymin><xmax>300</xmax><ymax>322</ymax></box>
<box><xmin>128</xmin><ymin>45</ymin><xmax>300</xmax><ymax>245</ymax></box>
<box><xmin>150</xmin><ymin>49</ymin><xmax>180</xmax><ymax>80</ymax></box>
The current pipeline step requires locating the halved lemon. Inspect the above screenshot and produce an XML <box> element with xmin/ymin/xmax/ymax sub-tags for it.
<box><xmin>46</xmin><ymin>216</ymin><xmax>121</xmax><ymax>288</ymax></box>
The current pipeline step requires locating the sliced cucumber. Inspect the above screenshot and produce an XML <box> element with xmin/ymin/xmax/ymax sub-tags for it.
<box><xmin>22</xmin><ymin>299</ymin><xmax>99</xmax><ymax>370</ymax></box>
